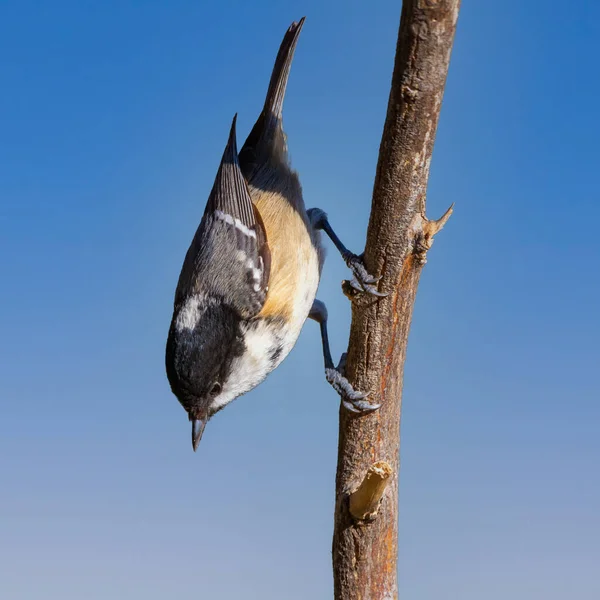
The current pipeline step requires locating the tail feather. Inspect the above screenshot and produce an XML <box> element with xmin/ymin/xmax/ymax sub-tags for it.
<box><xmin>240</xmin><ymin>18</ymin><xmax>305</xmax><ymax>180</ymax></box>
<box><xmin>262</xmin><ymin>18</ymin><xmax>305</xmax><ymax>126</ymax></box>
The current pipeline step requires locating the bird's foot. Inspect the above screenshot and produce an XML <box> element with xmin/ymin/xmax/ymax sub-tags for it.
<box><xmin>325</xmin><ymin>353</ymin><xmax>380</xmax><ymax>414</ymax></box>
<box><xmin>342</xmin><ymin>252</ymin><xmax>387</xmax><ymax>297</ymax></box>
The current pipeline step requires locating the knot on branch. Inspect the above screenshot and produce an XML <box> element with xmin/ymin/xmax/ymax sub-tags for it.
<box><xmin>348</xmin><ymin>461</ymin><xmax>393</xmax><ymax>521</ymax></box>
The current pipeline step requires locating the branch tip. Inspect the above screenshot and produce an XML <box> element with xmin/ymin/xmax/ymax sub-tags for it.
<box><xmin>415</xmin><ymin>203</ymin><xmax>454</xmax><ymax>261</ymax></box>
<box><xmin>424</xmin><ymin>202</ymin><xmax>454</xmax><ymax>238</ymax></box>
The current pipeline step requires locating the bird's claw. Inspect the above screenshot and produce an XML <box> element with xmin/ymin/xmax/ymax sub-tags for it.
<box><xmin>343</xmin><ymin>252</ymin><xmax>387</xmax><ymax>297</ymax></box>
<box><xmin>348</xmin><ymin>277</ymin><xmax>387</xmax><ymax>298</ymax></box>
<box><xmin>325</xmin><ymin>360</ymin><xmax>381</xmax><ymax>415</ymax></box>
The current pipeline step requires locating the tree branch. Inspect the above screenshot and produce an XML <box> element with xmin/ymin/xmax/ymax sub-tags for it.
<box><xmin>332</xmin><ymin>2</ymin><xmax>461</xmax><ymax>599</ymax></box>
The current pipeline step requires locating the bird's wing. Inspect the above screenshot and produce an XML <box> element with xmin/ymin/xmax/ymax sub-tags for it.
<box><xmin>175</xmin><ymin>116</ymin><xmax>271</xmax><ymax>319</ymax></box>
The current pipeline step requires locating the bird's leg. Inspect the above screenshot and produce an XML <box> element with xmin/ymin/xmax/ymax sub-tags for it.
<box><xmin>307</xmin><ymin>208</ymin><xmax>386</xmax><ymax>297</ymax></box>
<box><xmin>308</xmin><ymin>300</ymin><xmax>380</xmax><ymax>414</ymax></box>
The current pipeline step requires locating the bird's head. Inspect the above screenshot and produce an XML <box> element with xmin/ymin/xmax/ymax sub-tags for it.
<box><xmin>166</xmin><ymin>296</ymin><xmax>245</xmax><ymax>450</ymax></box>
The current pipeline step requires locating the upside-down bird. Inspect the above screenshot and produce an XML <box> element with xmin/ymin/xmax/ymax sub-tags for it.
<box><xmin>166</xmin><ymin>18</ymin><xmax>384</xmax><ymax>451</ymax></box>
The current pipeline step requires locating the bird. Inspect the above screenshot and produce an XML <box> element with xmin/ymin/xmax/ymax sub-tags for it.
<box><xmin>165</xmin><ymin>18</ymin><xmax>384</xmax><ymax>451</ymax></box>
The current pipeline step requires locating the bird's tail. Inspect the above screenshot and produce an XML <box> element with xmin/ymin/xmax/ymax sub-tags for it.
<box><xmin>262</xmin><ymin>17</ymin><xmax>305</xmax><ymax>128</ymax></box>
<box><xmin>239</xmin><ymin>18</ymin><xmax>305</xmax><ymax>178</ymax></box>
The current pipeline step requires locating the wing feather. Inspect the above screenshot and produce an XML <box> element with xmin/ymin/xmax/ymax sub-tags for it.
<box><xmin>174</xmin><ymin>116</ymin><xmax>270</xmax><ymax>319</ymax></box>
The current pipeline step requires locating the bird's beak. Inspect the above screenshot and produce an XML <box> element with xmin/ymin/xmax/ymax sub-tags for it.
<box><xmin>191</xmin><ymin>418</ymin><xmax>206</xmax><ymax>452</ymax></box>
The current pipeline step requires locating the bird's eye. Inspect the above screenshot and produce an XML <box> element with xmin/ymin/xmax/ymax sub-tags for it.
<box><xmin>210</xmin><ymin>382</ymin><xmax>222</xmax><ymax>397</ymax></box>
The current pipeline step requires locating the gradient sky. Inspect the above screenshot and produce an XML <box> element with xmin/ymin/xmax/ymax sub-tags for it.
<box><xmin>1</xmin><ymin>1</ymin><xmax>599</xmax><ymax>599</ymax></box>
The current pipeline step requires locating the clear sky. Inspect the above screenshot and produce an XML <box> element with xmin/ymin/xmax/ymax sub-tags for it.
<box><xmin>1</xmin><ymin>1</ymin><xmax>599</xmax><ymax>599</ymax></box>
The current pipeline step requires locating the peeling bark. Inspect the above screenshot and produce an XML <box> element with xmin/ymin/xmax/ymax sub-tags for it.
<box><xmin>332</xmin><ymin>2</ymin><xmax>461</xmax><ymax>599</ymax></box>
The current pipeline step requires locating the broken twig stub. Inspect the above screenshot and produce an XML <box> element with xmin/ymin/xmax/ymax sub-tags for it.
<box><xmin>349</xmin><ymin>461</ymin><xmax>393</xmax><ymax>521</ymax></box>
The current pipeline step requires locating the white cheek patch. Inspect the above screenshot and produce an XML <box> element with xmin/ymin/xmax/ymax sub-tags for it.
<box><xmin>175</xmin><ymin>295</ymin><xmax>203</xmax><ymax>331</ymax></box>
<box><xmin>214</xmin><ymin>210</ymin><xmax>256</xmax><ymax>239</ymax></box>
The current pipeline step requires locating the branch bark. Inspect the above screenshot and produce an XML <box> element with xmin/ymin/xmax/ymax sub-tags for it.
<box><xmin>332</xmin><ymin>2</ymin><xmax>461</xmax><ymax>599</ymax></box>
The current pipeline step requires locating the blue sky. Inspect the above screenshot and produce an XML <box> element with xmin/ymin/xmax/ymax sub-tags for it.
<box><xmin>1</xmin><ymin>1</ymin><xmax>599</xmax><ymax>598</ymax></box>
